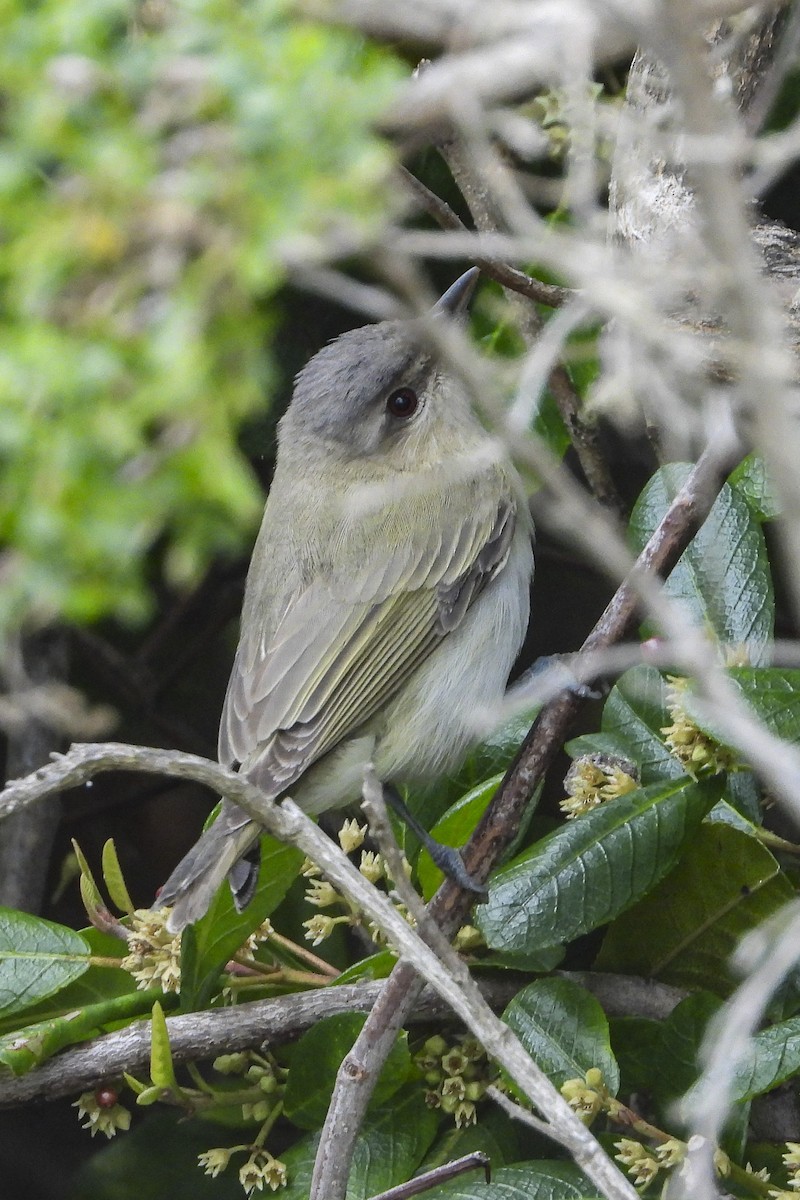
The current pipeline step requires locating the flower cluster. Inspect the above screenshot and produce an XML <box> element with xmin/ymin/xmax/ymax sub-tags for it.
<box><xmin>414</xmin><ymin>1033</ymin><xmax>495</xmax><ymax>1128</ymax></box>
<box><xmin>768</xmin><ymin>1142</ymin><xmax>800</xmax><ymax>1198</ymax></box>
<box><xmin>300</xmin><ymin>818</ymin><xmax>404</xmax><ymax>948</ymax></box>
<box><xmin>560</xmin><ymin>1068</ymin><xmax>608</xmax><ymax>1124</ymax></box>
<box><xmin>198</xmin><ymin>1146</ymin><xmax>287</xmax><ymax>1194</ymax></box>
<box><xmin>120</xmin><ymin>906</ymin><xmax>182</xmax><ymax>992</ymax></box>
<box><xmin>560</xmin><ymin>754</ymin><xmax>639</xmax><ymax>819</ymax></box>
<box><xmin>614</xmin><ymin>1136</ymin><xmax>690</xmax><ymax>1188</ymax></box>
<box><xmin>662</xmin><ymin>675</ymin><xmax>737</xmax><ymax>779</ymax></box>
<box><xmin>73</xmin><ymin>1088</ymin><xmax>131</xmax><ymax>1139</ymax></box>
<box><xmin>197</xmin><ymin>1051</ymin><xmax>289</xmax><ymax>1194</ymax></box>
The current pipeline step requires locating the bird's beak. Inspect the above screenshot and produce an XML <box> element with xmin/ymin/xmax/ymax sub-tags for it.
<box><xmin>433</xmin><ymin>267</ymin><xmax>480</xmax><ymax>317</ymax></box>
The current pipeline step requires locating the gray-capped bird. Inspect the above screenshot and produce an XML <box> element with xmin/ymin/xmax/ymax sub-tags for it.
<box><xmin>159</xmin><ymin>269</ymin><xmax>533</xmax><ymax>932</ymax></box>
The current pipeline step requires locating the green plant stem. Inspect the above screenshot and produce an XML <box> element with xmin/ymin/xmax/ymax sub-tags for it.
<box><xmin>265</xmin><ymin>929</ymin><xmax>339</xmax><ymax>977</ymax></box>
<box><xmin>229</xmin><ymin>957</ymin><xmax>332</xmax><ymax>988</ymax></box>
<box><xmin>253</xmin><ymin>1100</ymin><xmax>284</xmax><ymax>1148</ymax></box>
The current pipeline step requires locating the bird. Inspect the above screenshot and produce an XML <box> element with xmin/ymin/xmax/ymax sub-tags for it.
<box><xmin>159</xmin><ymin>269</ymin><xmax>534</xmax><ymax>932</ymax></box>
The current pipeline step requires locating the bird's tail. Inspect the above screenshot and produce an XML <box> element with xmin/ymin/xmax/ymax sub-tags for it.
<box><xmin>159</xmin><ymin>804</ymin><xmax>261</xmax><ymax>933</ymax></box>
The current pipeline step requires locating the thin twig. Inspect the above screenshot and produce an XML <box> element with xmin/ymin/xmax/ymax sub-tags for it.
<box><xmin>439</xmin><ymin>136</ymin><xmax>624</xmax><ymax>514</ymax></box>
<box><xmin>367</xmin><ymin>1152</ymin><xmax>490</xmax><ymax>1199</ymax></box>
<box><xmin>399</xmin><ymin>167</ymin><xmax>572</xmax><ymax>309</ymax></box>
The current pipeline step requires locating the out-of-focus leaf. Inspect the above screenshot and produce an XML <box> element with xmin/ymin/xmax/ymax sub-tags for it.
<box><xmin>477</xmin><ymin>778</ymin><xmax>718</xmax><ymax>953</ymax></box>
<box><xmin>503</xmin><ymin>978</ymin><xmax>619</xmax><ymax>1093</ymax></box>
<box><xmin>596</xmin><ymin>823</ymin><xmax>793</xmax><ymax>995</ymax></box>
<box><xmin>0</xmin><ymin>907</ymin><xmax>91</xmax><ymax>1017</ymax></box>
<box><xmin>0</xmin><ymin>0</ymin><xmax>401</xmax><ymax>635</ymax></box>
<box><xmin>629</xmin><ymin>467</ymin><xmax>774</xmax><ymax>663</ymax></box>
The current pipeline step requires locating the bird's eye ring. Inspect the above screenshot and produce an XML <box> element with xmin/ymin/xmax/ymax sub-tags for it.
<box><xmin>386</xmin><ymin>388</ymin><xmax>418</xmax><ymax>419</ymax></box>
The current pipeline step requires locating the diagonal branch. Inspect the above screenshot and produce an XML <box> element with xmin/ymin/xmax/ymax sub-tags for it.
<box><xmin>308</xmin><ymin>437</ymin><xmax>741</xmax><ymax>1200</ymax></box>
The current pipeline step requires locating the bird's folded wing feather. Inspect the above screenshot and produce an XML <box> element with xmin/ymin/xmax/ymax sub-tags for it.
<box><xmin>219</xmin><ymin>495</ymin><xmax>517</xmax><ymax>795</ymax></box>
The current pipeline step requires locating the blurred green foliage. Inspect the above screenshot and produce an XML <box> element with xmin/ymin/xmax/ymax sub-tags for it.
<box><xmin>0</xmin><ymin>0</ymin><xmax>400</xmax><ymax>631</ymax></box>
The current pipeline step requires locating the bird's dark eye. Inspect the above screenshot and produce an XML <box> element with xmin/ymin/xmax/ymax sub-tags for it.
<box><xmin>386</xmin><ymin>388</ymin><xmax>418</xmax><ymax>418</ymax></box>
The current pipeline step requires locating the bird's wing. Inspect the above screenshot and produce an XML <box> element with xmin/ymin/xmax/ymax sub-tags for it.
<box><xmin>219</xmin><ymin>493</ymin><xmax>519</xmax><ymax>796</ymax></box>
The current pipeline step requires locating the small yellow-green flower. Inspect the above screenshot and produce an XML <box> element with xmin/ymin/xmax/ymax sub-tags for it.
<box><xmin>73</xmin><ymin>1090</ymin><xmax>131</xmax><ymax>1139</ymax></box>
<box><xmin>359</xmin><ymin>851</ymin><xmax>384</xmax><ymax>883</ymax></box>
<box><xmin>561</xmin><ymin>754</ymin><xmax>638</xmax><ymax>819</ymax></box>
<box><xmin>655</xmin><ymin>1138</ymin><xmax>686</xmax><ymax>1168</ymax></box>
<box><xmin>121</xmin><ymin>907</ymin><xmax>181</xmax><ymax>992</ymax></box>
<box><xmin>614</xmin><ymin>1138</ymin><xmax>660</xmax><ymax>1187</ymax></box>
<box><xmin>239</xmin><ymin>1149</ymin><xmax>287</xmax><ymax>1194</ymax></box>
<box><xmin>560</xmin><ymin>1075</ymin><xmax>603</xmax><ymax>1124</ymax></box>
<box><xmin>198</xmin><ymin>1147</ymin><xmax>233</xmax><ymax>1178</ymax></box>
<box><xmin>302</xmin><ymin>914</ymin><xmax>337</xmax><ymax>946</ymax></box>
<box><xmin>338</xmin><ymin>819</ymin><xmax>367</xmax><ymax>854</ymax></box>
<box><xmin>304</xmin><ymin>880</ymin><xmax>340</xmax><ymax>908</ymax></box>
<box><xmin>662</xmin><ymin>676</ymin><xmax>737</xmax><ymax>779</ymax></box>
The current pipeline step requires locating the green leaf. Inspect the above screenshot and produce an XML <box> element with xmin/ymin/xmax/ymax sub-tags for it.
<box><xmin>477</xmin><ymin>778</ymin><xmax>718</xmax><ymax>953</ymax></box>
<box><xmin>0</xmin><ymin>907</ymin><xmax>91</xmax><ymax>1017</ymax></box>
<box><xmin>421</xmin><ymin>1162</ymin><xmax>603</xmax><ymax>1199</ymax></box>
<box><xmin>334</xmin><ymin>950</ymin><xmax>397</xmax><ymax>984</ymax></box>
<box><xmin>685</xmin><ymin>668</ymin><xmax>800</xmax><ymax>749</ymax></box>
<box><xmin>417</xmin><ymin>775</ymin><xmax>503</xmax><ymax>900</ymax></box>
<box><xmin>279</xmin><ymin>1086</ymin><xmax>439</xmax><ymax>1198</ymax></box>
<box><xmin>595</xmin><ymin>667</ymin><xmax>681</xmax><ymax>784</ymax></box>
<box><xmin>0</xmin><ymin>927</ymin><xmax>131</xmax><ymax>1037</ymax></box>
<box><xmin>629</xmin><ymin>467</ymin><xmax>774</xmax><ymax>662</ymax></box>
<box><xmin>149</xmin><ymin>1000</ymin><xmax>178</xmax><ymax>1091</ymax></box>
<box><xmin>418</xmin><ymin>1107</ymin><xmax>530</xmax><ymax>1175</ymax></box>
<box><xmin>651</xmin><ymin>992</ymin><xmax>722</xmax><ymax>1111</ymax></box>
<box><xmin>179</xmin><ymin>834</ymin><xmax>303</xmax><ymax>1008</ymax></box>
<box><xmin>503</xmin><ymin>978</ymin><xmax>619</xmax><ymax>1094</ymax></box>
<box><xmin>101</xmin><ymin>838</ymin><xmax>134</xmax><ymax>914</ymax></box>
<box><xmin>609</xmin><ymin>1017</ymin><xmax>664</xmax><ymax>1094</ymax></box>
<box><xmin>283</xmin><ymin>1013</ymin><xmax>411</xmax><ymax>1130</ymax></box>
<box><xmin>596</xmin><ymin>823</ymin><xmax>794</xmax><ymax>994</ymax></box>
<box><xmin>729</xmin><ymin>454</ymin><xmax>780</xmax><ymax>521</ymax></box>
<box><xmin>730</xmin><ymin>1015</ymin><xmax>800</xmax><ymax>1101</ymax></box>
<box><xmin>72</xmin><ymin>838</ymin><xmax>104</xmax><ymax>913</ymax></box>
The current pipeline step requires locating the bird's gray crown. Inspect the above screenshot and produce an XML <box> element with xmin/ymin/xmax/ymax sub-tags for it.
<box><xmin>285</xmin><ymin>321</ymin><xmax>428</xmax><ymax>446</ymax></box>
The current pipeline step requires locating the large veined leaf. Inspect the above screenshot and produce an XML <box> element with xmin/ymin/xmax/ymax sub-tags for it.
<box><xmin>629</xmin><ymin>467</ymin><xmax>774</xmax><ymax>662</ymax></box>
<box><xmin>503</xmin><ymin>978</ymin><xmax>619</xmax><ymax>1094</ymax></box>
<box><xmin>278</xmin><ymin>1087</ymin><xmax>439</xmax><ymax>1199</ymax></box>
<box><xmin>729</xmin><ymin>454</ymin><xmax>780</xmax><ymax>522</ymax></box>
<box><xmin>682</xmin><ymin>668</ymin><xmax>800</xmax><ymax>750</ymax></box>
<box><xmin>422</xmin><ymin>1162</ymin><xmax>603</xmax><ymax>1199</ymax></box>
<box><xmin>477</xmin><ymin>778</ymin><xmax>718</xmax><ymax>953</ymax></box>
<box><xmin>283</xmin><ymin>1013</ymin><xmax>411</xmax><ymax>1129</ymax></box>
<box><xmin>730</xmin><ymin>1015</ymin><xmax>800</xmax><ymax>1102</ymax></box>
<box><xmin>0</xmin><ymin>907</ymin><xmax>91</xmax><ymax>1017</ymax></box>
<box><xmin>596</xmin><ymin>823</ymin><xmax>794</xmax><ymax>994</ymax></box>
